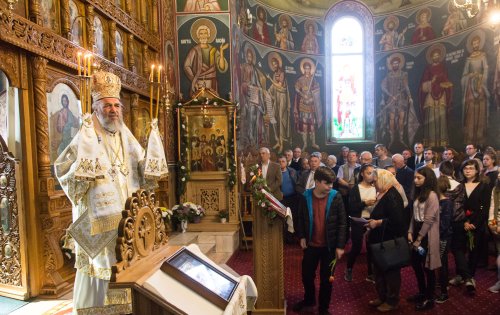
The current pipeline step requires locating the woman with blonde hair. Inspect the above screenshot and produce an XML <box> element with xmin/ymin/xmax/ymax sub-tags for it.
<box><xmin>365</xmin><ymin>169</ymin><xmax>406</xmax><ymax>312</ymax></box>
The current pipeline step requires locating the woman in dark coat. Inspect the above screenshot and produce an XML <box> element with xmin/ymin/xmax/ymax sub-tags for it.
<box><xmin>365</xmin><ymin>169</ymin><xmax>406</xmax><ymax>312</ymax></box>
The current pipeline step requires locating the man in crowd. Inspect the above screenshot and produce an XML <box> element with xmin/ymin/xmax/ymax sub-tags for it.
<box><xmin>279</xmin><ymin>155</ymin><xmax>298</xmax><ymax>243</ymax></box>
<box><xmin>296</xmin><ymin>153</ymin><xmax>321</xmax><ymax>194</ymax></box>
<box><xmin>392</xmin><ymin>153</ymin><xmax>414</xmax><ymax>231</ymax></box>
<box><xmin>465</xmin><ymin>143</ymin><xmax>483</xmax><ymax>161</ymax></box>
<box><xmin>337</xmin><ymin>146</ymin><xmax>350</xmax><ymax>166</ymax></box>
<box><xmin>416</xmin><ymin>147</ymin><xmax>436</xmax><ymax>170</ymax></box>
<box><xmin>290</xmin><ymin>147</ymin><xmax>303</xmax><ymax>172</ymax></box>
<box><xmin>326</xmin><ymin>154</ymin><xmax>339</xmax><ymax>175</ymax></box>
<box><xmin>300</xmin><ymin>158</ymin><xmax>310</xmax><ymax>178</ymax></box>
<box><xmin>294</xmin><ymin>167</ymin><xmax>347</xmax><ymax>315</ymax></box>
<box><xmin>442</xmin><ymin>147</ymin><xmax>462</xmax><ymax>180</ymax></box>
<box><xmin>373</xmin><ymin>144</ymin><xmax>392</xmax><ymax>168</ymax></box>
<box><xmin>55</xmin><ymin>71</ymin><xmax>152</xmax><ymax>313</ymax></box>
<box><xmin>337</xmin><ymin>150</ymin><xmax>360</xmax><ymax>199</ymax></box>
<box><xmin>402</xmin><ymin>149</ymin><xmax>413</xmax><ymax>165</ymax></box>
<box><xmin>284</xmin><ymin>149</ymin><xmax>293</xmax><ymax>167</ymax></box>
<box><xmin>259</xmin><ymin>147</ymin><xmax>282</xmax><ymax>200</ymax></box>
<box><xmin>407</xmin><ymin>142</ymin><xmax>424</xmax><ymax>170</ymax></box>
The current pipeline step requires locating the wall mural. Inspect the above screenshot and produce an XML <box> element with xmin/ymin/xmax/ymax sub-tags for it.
<box><xmin>177</xmin><ymin>0</ymin><xmax>229</xmax><ymax>12</ymax></box>
<box><xmin>233</xmin><ymin>0</ymin><xmax>500</xmax><ymax>155</ymax></box>
<box><xmin>177</xmin><ymin>14</ymin><xmax>231</xmax><ymax>99</ymax></box>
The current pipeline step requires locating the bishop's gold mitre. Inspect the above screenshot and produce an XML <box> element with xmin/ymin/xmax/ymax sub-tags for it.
<box><xmin>91</xmin><ymin>71</ymin><xmax>121</xmax><ymax>102</ymax></box>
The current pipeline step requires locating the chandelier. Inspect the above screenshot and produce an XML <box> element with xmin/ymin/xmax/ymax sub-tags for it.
<box><xmin>453</xmin><ymin>0</ymin><xmax>500</xmax><ymax>20</ymax></box>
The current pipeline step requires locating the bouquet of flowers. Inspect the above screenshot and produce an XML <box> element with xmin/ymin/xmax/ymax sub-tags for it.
<box><xmin>160</xmin><ymin>207</ymin><xmax>173</xmax><ymax>222</ymax></box>
<box><xmin>465</xmin><ymin>209</ymin><xmax>475</xmax><ymax>250</ymax></box>
<box><xmin>172</xmin><ymin>202</ymin><xmax>205</xmax><ymax>222</ymax></box>
<box><xmin>248</xmin><ymin>164</ymin><xmax>277</xmax><ymax>220</ymax></box>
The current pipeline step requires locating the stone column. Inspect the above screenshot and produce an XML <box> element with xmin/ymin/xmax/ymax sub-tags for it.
<box><xmin>31</xmin><ymin>56</ymin><xmax>51</xmax><ymax>179</ymax></box>
<box><xmin>140</xmin><ymin>1</ymin><xmax>147</xmax><ymax>27</ymax></box>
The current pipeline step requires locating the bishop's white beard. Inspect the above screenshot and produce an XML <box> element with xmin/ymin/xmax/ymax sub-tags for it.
<box><xmin>96</xmin><ymin>113</ymin><xmax>124</xmax><ymax>133</ymax></box>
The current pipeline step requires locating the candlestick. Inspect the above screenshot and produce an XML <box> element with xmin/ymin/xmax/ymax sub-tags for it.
<box><xmin>156</xmin><ymin>66</ymin><xmax>162</xmax><ymax>118</ymax></box>
<box><xmin>150</xmin><ymin>64</ymin><xmax>155</xmax><ymax>82</ymax></box>
<box><xmin>87</xmin><ymin>54</ymin><xmax>92</xmax><ymax>77</ymax></box>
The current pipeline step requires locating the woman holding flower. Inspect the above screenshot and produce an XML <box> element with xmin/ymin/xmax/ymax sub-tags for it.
<box><xmin>488</xmin><ymin>172</ymin><xmax>500</xmax><ymax>293</ymax></box>
<box><xmin>407</xmin><ymin>167</ymin><xmax>441</xmax><ymax>311</ymax></box>
<box><xmin>449</xmin><ymin>159</ymin><xmax>491</xmax><ymax>294</ymax></box>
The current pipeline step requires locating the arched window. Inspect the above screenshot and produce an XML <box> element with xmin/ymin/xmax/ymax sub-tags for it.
<box><xmin>325</xmin><ymin>1</ymin><xmax>374</xmax><ymax>143</ymax></box>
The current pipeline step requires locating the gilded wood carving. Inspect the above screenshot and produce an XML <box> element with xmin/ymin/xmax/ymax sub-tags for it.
<box><xmin>113</xmin><ymin>190</ymin><xmax>168</xmax><ymax>278</ymax></box>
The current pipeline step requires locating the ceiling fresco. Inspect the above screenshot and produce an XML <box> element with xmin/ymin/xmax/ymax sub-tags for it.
<box><xmin>255</xmin><ymin>0</ymin><xmax>433</xmax><ymax>16</ymax></box>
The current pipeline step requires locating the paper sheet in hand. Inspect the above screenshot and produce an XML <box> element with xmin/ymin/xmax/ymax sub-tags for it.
<box><xmin>67</xmin><ymin>210</ymin><xmax>118</xmax><ymax>259</ymax></box>
<box><xmin>349</xmin><ymin>216</ymin><xmax>369</xmax><ymax>224</ymax></box>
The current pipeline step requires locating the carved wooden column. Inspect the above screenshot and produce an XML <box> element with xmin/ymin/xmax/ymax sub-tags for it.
<box><xmin>31</xmin><ymin>57</ymin><xmax>51</xmax><ymax>179</ymax></box>
<box><xmin>61</xmin><ymin>0</ymin><xmax>70</xmax><ymax>39</ymax></box>
<box><xmin>140</xmin><ymin>1</ymin><xmax>147</xmax><ymax>27</ymax></box>
<box><xmin>152</xmin><ymin>0</ymin><xmax>159</xmax><ymax>33</ymax></box>
<box><xmin>252</xmin><ymin>206</ymin><xmax>285</xmax><ymax>314</ymax></box>
<box><xmin>109</xmin><ymin>21</ymin><xmax>117</xmax><ymax>62</ymax></box>
<box><xmin>29</xmin><ymin>0</ymin><xmax>41</xmax><ymax>25</ymax></box>
<box><xmin>125</xmin><ymin>0</ymin><xmax>133</xmax><ymax>14</ymax></box>
<box><xmin>86</xmin><ymin>5</ymin><xmax>95</xmax><ymax>52</ymax></box>
<box><xmin>130</xmin><ymin>93</ymin><xmax>140</xmax><ymax>137</ymax></box>
<box><xmin>128</xmin><ymin>34</ymin><xmax>135</xmax><ymax>72</ymax></box>
<box><xmin>143</xmin><ymin>45</ymin><xmax>150</xmax><ymax>78</ymax></box>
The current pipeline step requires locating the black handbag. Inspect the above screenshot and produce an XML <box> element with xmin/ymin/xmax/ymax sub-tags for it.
<box><xmin>369</xmin><ymin>222</ymin><xmax>410</xmax><ymax>272</ymax></box>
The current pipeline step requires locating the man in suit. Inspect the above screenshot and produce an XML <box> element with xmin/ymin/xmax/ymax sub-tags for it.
<box><xmin>260</xmin><ymin>147</ymin><xmax>283</xmax><ymax>200</ymax></box>
<box><xmin>407</xmin><ymin>142</ymin><xmax>424</xmax><ymax>170</ymax></box>
<box><xmin>392</xmin><ymin>153</ymin><xmax>414</xmax><ymax>232</ymax></box>
<box><xmin>296</xmin><ymin>153</ymin><xmax>321</xmax><ymax>194</ymax></box>
<box><xmin>442</xmin><ymin>147</ymin><xmax>462</xmax><ymax>180</ymax></box>
<box><xmin>415</xmin><ymin>147</ymin><xmax>435</xmax><ymax>170</ymax></box>
<box><xmin>290</xmin><ymin>147</ymin><xmax>303</xmax><ymax>172</ymax></box>
<box><xmin>465</xmin><ymin>143</ymin><xmax>483</xmax><ymax>161</ymax></box>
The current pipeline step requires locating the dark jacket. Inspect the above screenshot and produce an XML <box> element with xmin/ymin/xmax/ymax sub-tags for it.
<box><xmin>368</xmin><ymin>187</ymin><xmax>405</xmax><ymax>244</ymax></box>
<box><xmin>439</xmin><ymin>199</ymin><xmax>453</xmax><ymax>241</ymax></box>
<box><xmin>348</xmin><ymin>184</ymin><xmax>367</xmax><ymax>218</ymax></box>
<box><xmin>396</xmin><ymin>166</ymin><xmax>414</xmax><ymax>199</ymax></box>
<box><xmin>281</xmin><ymin>166</ymin><xmax>298</xmax><ymax>197</ymax></box>
<box><xmin>463</xmin><ymin>182</ymin><xmax>491</xmax><ymax>230</ymax></box>
<box><xmin>290</xmin><ymin>158</ymin><xmax>302</xmax><ymax>172</ymax></box>
<box><xmin>296</xmin><ymin>189</ymin><xmax>347</xmax><ymax>251</ymax></box>
<box><xmin>295</xmin><ymin>169</ymin><xmax>312</xmax><ymax>194</ymax></box>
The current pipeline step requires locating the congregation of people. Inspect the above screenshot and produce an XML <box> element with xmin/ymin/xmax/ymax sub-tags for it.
<box><xmin>254</xmin><ymin>142</ymin><xmax>500</xmax><ymax>314</ymax></box>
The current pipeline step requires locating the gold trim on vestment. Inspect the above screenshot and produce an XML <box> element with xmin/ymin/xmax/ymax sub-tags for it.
<box><xmin>90</xmin><ymin>213</ymin><xmax>122</xmax><ymax>235</ymax></box>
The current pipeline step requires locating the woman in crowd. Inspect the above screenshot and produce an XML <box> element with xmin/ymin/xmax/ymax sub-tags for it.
<box><xmin>449</xmin><ymin>159</ymin><xmax>491</xmax><ymax>294</ymax></box>
<box><xmin>407</xmin><ymin>167</ymin><xmax>441</xmax><ymax>311</ymax></box>
<box><xmin>482</xmin><ymin>151</ymin><xmax>498</xmax><ymax>191</ymax></box>
<box><xmin>488</xmin><ymin>172</ymin><xmax>500</xmax><ymax>293</ymax></box>
<box><xmin>435</xmin><ymin>176</ymin><xmax>453</xmax><ymax>303</ymax></box>
<box><xmin>365</xmin><ymin>169</ymin><xmax>406</xmax><ymax>312</ymax></box>
<box><xmin>344</xmin><ymin>164</ymin><xmax>377</xmax><ymax>282</ymax></box>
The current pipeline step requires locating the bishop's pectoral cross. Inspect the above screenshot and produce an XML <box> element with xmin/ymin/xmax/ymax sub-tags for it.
<box><xmin>138</xmin><ymin>216</ymin><xmax>152</xmax><ymax>249</ymax></box>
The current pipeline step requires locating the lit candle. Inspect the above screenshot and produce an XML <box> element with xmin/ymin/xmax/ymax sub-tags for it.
<box><xmin>77</xmin><ymin>52</ymin><xmax>82</xmax><ymax>76</ymax></box>
<box><xmin>156</xmin><ymin>66</ymin><xmax>162</xmax><ymax>118</ymax></box>
<box><xmin>150</xmin><ymin>64</ymin><xmax>155</xmax><ymax>82</ymax></box>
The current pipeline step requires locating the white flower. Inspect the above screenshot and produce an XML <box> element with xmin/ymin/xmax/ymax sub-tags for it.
<box><xmin>255</xmin><ymin>164</ymin><xmax>259</xmax><ymax>168</ymax></box>
<box><xmin>182</xmin><ymin>124</ymin><xmax>186</xmax><ymax>129</ymax></box>
<box><xmin>181</xmin><ymin>177</ymin><xmax>185</xmax><ymax>181</ymax></box>
<box><xmin>213</xmin><ymin>102</ymin><xmax>218</xmax><ymax>106</ymax></box>
<box><xmin>181</xmin><ymin>166</ymin><xmax>186</xmax><ymax>170</ymax></box>
<box><xmin>249</xmin><ymin>172</ymin><xmax>254</xmax><ymax>176</ymax></box>
<box><xmin>194</xmin><ymin>98</ymin><xmax>198</xmax><ymax>102</ymax></box>
<box><xmin>261</xmin><ymin>202</ymin><xmax>266</xmax><ymax>207</ymax></box>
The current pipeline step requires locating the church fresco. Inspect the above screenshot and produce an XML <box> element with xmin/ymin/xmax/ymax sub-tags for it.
<box><xmin>176</xmin><ymin>0</ymin><xmax>228</xmax><ymax>12</ymax></box>
<box><xmin>233</xmin><ymin>0</ymin><xmax>500</xmax><ymax>154</ymax></box>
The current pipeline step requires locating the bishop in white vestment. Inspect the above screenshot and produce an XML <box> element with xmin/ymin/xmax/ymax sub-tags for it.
<box><xmin>55</xmin><ymin>72</ymin><xmax>149</xmax><ymax>315</ymax></box>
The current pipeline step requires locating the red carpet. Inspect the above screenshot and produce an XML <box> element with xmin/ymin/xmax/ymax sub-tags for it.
<box><xmin>227</xmin><ymin>243</ymin><xmax>500</xmax><ymax>314</ymax></box>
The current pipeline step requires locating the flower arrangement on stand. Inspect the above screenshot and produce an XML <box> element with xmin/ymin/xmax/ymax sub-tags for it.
<box><xmin>160</xmin><ymin>207</ymin><xmax>173</xmax><ymax>232</ymax></box>
<box><xmin>248</xmin><ymin>164</ymin><xmax>278</xmax><ymax>221</ymax></box>
<box><xmin>218</xmin><ymin>210</ymin><xmax>229</xmax><ymax>223</ymax></box>
<box><xmin>172</xmin><ymin>202</ymin><xmax>206</xmax><ymax>232</ymax></box>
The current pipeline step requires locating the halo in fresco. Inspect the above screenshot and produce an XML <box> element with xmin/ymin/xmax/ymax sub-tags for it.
<box><xmin>299</xmin><ymin>57</ymin><xmax>316</xmax><ymax>74</ymax></box>
<box><xmin>243</xmin><ymin>42</ymin><xmax>257</xmax><ymax>65</ymax></box>
<box><xmin>386</xmin><ymin>52</ymin><xmax>406</xmax><ymax>70</ymax></box>
<box><xmin>415</xmin><ymin>7</ymin><xmax>432</xmax><ymax>24</ymax></box>
<box><xmin>466</xmin><ymin>29</ymin><xmax>486</xmax><ymax>53</ymax></box>
<box><xmin>278</xmin><ymin>14</ymin><xmax>293</xmax><ymax>28</ymax></box>
<box><xmin>304</xmin><ymin>19</ymin><xmax>318</xmax><ymax>33</ymax></box>
<box><xmin>383</xmin><ymin>15</ymin><xmax>399</xmax><ymax>31</ymax></box>
<box><xmin>425</xmin><ymin>43</ymin><xmax>446</xmax><ymax>64</ymax></box>
<box><xmin>256</xmin><ymin>5</ymin><xmax>268</xmax><ymax>22</ymax></box>
<box><xmin>190</xmin><ymin>18</ymin><xmax>217</xmax><ymax>43</ymax></box>
<box><xmin>267</xmin><ymin>51</ymin><xmax>283</xmax><ymax>69</ymax></box>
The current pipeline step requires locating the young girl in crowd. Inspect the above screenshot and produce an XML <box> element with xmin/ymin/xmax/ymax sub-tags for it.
<box><xmin>345</xmin><ymin>164</ymin><xmax>377</xmax><ymax>282</ymax></box>
<box><xmin>408</xmin><ymin>167</ymin><xmax>441</xmax><ymax>311</ymax></box>
<box><xmin>449</xmin><ymin>159</ymin><xmax>491</xmax><ymax>294</ymax></box>
<box><xmin>436</xmin><ymin>176</ymin><xmax>453</xmax><ymax>303</ymax></box>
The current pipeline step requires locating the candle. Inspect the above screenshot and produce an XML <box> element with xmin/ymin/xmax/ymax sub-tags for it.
<box><xmin>156</xmin><ymin>66</ymin><xmax>162</xmax><ymax>118</ymax></box>
<box><xmin>77</xmin><ymin>52</ymin><xmax>82</xmax><ymax>76</ymax></box>
<box><xmin>150</xmin><ymin>64</ymin><xmax>155</xmax><ymax>82</ymax></box>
